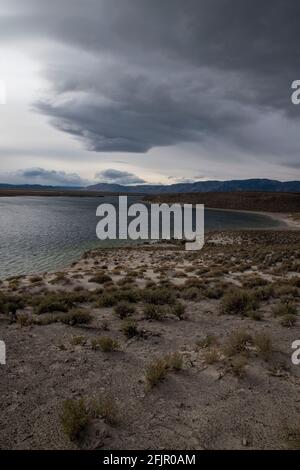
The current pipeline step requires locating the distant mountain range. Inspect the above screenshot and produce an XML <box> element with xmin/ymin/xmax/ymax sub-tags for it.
<box><xmin>0</xmin><ymin>179</ymin><xmax>300</xmax><ymax>193</ymax></box>
<box><xmin>86</xmin><ymin>179</ymin><xmax>300</xmax><ymax>193</ymax></box>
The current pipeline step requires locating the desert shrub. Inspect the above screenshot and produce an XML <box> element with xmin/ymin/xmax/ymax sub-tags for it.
<box><xmin>90</xmin><ymin>395</ymin><xmax>119</xmax><ymax>425</ymax></box>
<box><xmin>114</xmin><ymin>301</ymin><xmax>135</xmax><ymax>319</ymax></box>
<box><xmin>16</xmin><ymin>314</ymin><xmax>32</xmax><ymax>327</ymax></box>
<box><xmin>89</xmin><ymin>272</ymin><xmax>112</xmax><ymax>284</ymax></box>
<box><xmin>91</xmin><ymin>336</ymin><xmax>118</xmax><ymax>352</ymax></box>
<box><xmin>121</xmin><ymin>319</ymin><xmax>139</xmax><ymax>338</ymax></box>
<box><xmin>226</xmin><ymin>355</ymin><xmax>248</xmax><ymax>377</ymax></box>
<box><xmin>273</xmin><ymin>284</ymin><xmax>299</xmax><ymax>299</ymax></box>
<box><xmin>0</xmin><ymin>292</ymin><xmax>24</xmax><ymax>314</ymax></box>
<box><xmin>221</xmin><ymin>289</ymin><xmax>258</xmax><ymax>316</ymax></box>
<box><xmin>223</xmin><ymin>330</ymin><xmax>252</xmax><ymax>357</ymax></box>
<box><xmin>254</xmin><ymin>332</ymin><xmax>272</xmax><ymax>359</ymax></box>
<box><xmin>280</xmin><ymin>314</ymin><xmax>297</xmax><ymax>327</ymax></box>
<box><xmin>98</xmin><ymin>292</ymin><xmax>119</xmax><ymax>307</ymax></box>
<box><xmin>142</xmin><ymin>287</ymin><xmax>176</xmax><ymax>305</ymax></box>
<box><xmin>272</xmin><ymin>301</ymin><xmax>298</xmax><ymax>317</ymax></box>
<box><xmin>196</xmin><ymin>334</ymin><xmax>218</xmax><ymax>349</ymax></box>
<box><xmin>205</xmin><ymin>286</ymin><xmax>224</xmax><ymax>299</ymax></box>
<box><xmin>165</xmin><ymin>352</ymin><xmax>183</xmax><ymax>371</ymax></box>
<box><xmin>117</xmin><ymin>288</ymin><xmax>141</xmax><ymax>303</ymax></box>
<box><xmin>30</xmin><ymin>275</ymin><xmax>43</xmax><ymax>283</ymax></box>
<box><xmin>144</xmin><ymin>304</ymin><xmax>166</xmax><ymax>321</ymax></box>
<box><xmin>70</xmin><ymin>335</ymin><xmax>86</xmax><ymax>346</ymax></box>
<box><xmin>145</xmin><ymin>358</ymin><xmax>168</xmax><ymax>389</ymax></box>
<box><xmin>290</xmin><ymin>277</ymin><xmax>300</xmax><ymax>288</ymax></box>
<box><xmin>34</xmin><ymin>292</ymin><xmax>80</xmax><ymax>314</ymax></box>
<box><xmin>180</xmin><ymin>286</ymin><xmax>202</xmax><ymax>301</ymax></box>
<box><xmin>253</xmin><ymin>285</ymin><xmax>274</xmax><ymax>301</ymax></box>
<box><xmin>242</xmin><ymin>276</ymin><xmax>268</xmax><ymax>289</ymax></box>
<box><xmin>59</xmin><ymin>309</ymin><xmax>92</xmax><ymax>325</ymax></box>
<box><xmin>203</xmin><ymin>348</ymin><xmax>221</xmax><ymax>364</ymax></box>
<box><xmin>169</xmin><ymin>302</ymin><xmax>186</xmax><ymax>320</ymax></box>
<box><xmin>60</xmin><ymin>398</ymin><xmax>90</xmax><ymax>441</ymax></box>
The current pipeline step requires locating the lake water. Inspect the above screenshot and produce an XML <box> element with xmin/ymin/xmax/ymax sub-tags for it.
<box><xmin>0</xmin><ymin>196</ymin><xmax>283</xmax><ymax>279</ymax></box>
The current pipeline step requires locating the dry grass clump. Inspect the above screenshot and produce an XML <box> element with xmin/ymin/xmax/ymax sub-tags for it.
<box><xmin>180</xmin><ymin>286</ymin><xmax>203</xmax><ymax>301</ymax></box>
<box><xmin>253</xmin><ymin>332</ymin><xmax>273</xmax><ymax>359</ymax></box>
<box><xmin>203</xmin><ymin>348</ymin><xmax>221</xmax><ymax>364</ymax></box>
<box><xmin>196</xmin><ymin>334</ymin><xmax>218</xmax><ymax>349</ymax></box>
<box><xmin>142</xmin><ymin>287</ymin><xmax>176</xmax><ymax>305</ymax></box>
<box><xmin>90</xmin><ymin>395</ymin><xmax>119</xmax><ymax>425</ymax></box>
<box><xmin>70</xmin><ymin>335</ymin><xmax>86</xmax><ymax>346</ymax></box>
<box><xmin>89</xmin><ymin>272</ymin><xmax>112</xmax><ymax>284</ymax></box>
<box><xmin>35</xmin><ymin>309</ymin><xmax>92</xmax><ymax>326</ymax></box>
<box><xmin>61</xmin><ymin>398</ymin><xmax>90</xmax><ymax>441</ymax></box>
<box><xmin>29</xmin><ymin>275</ymin><xmax>43</xmax><ymax>284</ymax></box>
<box><xmin>285</xmin><ymin>428</ymin><xmax>300</xmax><ymax>450</ymax></box>
<box><xmin>242</xmin><ymin>275</ymin><xmax>268</xmax><ymax>289</ymax></box>
<box><xmin>98</xmin><ymin>291</ymin><xmax>119</xmax><ymax>307</ymax></box>
<box><xmin>114</xmin><ymin>301</ymin><xmax>136</xmax><ymax>319</ymax></box>
<box><xmin>223</xmin><ymin>330</ymin><xmax>252</xmax><ymax>357</ymax></box>
<box><xmin>205</xmin><ymin>286</ymin><xmax>224</xmax><ymax>299</ymax></box>
<box><xmin>169</xmin><ymin>301</ymin><xmax>186</xmax><ymax>320</ymax></box>
<box><xmin>225</xmin><ymin>355</ymin><xmax>248</xmax><ymax>377</ymax></box>
<box><xmin>144</xmin><ymin>303</ymin><xmax>166</xmax><ymax>321</ymax></box>
<box><xmin>61</xmin><ymin>394</ymin><xmax>120</xmax><ymax>441</ymax></box>
<box><xmin>145</xmin><ymin>352</ymin><xmax>183</xmax><ymax>390</ymax></box>
<box><xmin>34</xmin><ymin>292</ymin><xmax>81</xmax><ymax>315</ymax></box>
<box><xmin>91</xmin><ymin>336</ymin><xmax>119</xmax><ymax>352</ymax></box>
<box><xmin>221</xmin><ymin>289</ymin><xmax>258</xmax><ymax>316</ymax></box>
<box><xmin>121</xmin><ymin>319</ymin><xmax>139</xmax><ymax>338</ymax></box>
<box><xmin>272</xmin><ymin>301</ymin><xmax>298</xmax><ymax>317</ymax></box>
<box><xmin>280</xmin><ymin>314</ymin><xmax>297</xmax><ymax>327</ymax></box>
<box><xmin>0</xmin><ymin>292</ymin><xmax>24</xmax><ymax>315</ymax></box>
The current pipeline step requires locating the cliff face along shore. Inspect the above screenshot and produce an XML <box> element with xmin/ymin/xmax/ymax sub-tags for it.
<box><xmin>0</xmin><ymin>230</ymin><xmax>300</xmax><ymax>450</ymax></box>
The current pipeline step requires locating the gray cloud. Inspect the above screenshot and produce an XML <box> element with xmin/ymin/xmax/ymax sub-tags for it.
<box><xmin>95</xmin><ymin>169</ymin><xmax>146</xmax><ymax>185</ymax></box>
<box><xmin>2</xmin><ymin>0</ymin><xmax>300</xmax><ymax>176</ymax></box>
<box><xmin>1</xmin><ymin>168</ymin><xmax>88</xmax><ymax>187</ymax></box>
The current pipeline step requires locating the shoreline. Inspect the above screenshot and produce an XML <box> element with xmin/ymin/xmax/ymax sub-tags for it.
<box><xmin>206</xmin><ymin>207</ymin><xmax>300</xmax><ymax>230</ymax></box>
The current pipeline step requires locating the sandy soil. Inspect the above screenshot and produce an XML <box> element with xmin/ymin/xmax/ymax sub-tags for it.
<box><xmin>0</xmin><ymin>230</ymin><xmax>299</xmax><ymax>450</ymax></box>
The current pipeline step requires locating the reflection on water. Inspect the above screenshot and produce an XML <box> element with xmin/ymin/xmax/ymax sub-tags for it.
<box><xmin>0</xmin><ymin>196</ymin><xmax>282</xmax><ymax>279</ymax></box>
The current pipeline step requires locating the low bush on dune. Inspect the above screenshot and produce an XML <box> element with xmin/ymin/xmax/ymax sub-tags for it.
<box><xmin>0</xmin><ymin>292</ymin><xmax>24</xmax><ymax>314</ymax></box>
<box><xmin>88</xmin><ymin>272</ymin><xmax>112</xmax><ymax>284</ymax></box>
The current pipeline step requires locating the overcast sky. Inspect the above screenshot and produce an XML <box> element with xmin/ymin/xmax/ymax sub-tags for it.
<box><xmin>0</xmin><ymin>0</ymin><xmax>300</xmax><ymax>186</ymax></box>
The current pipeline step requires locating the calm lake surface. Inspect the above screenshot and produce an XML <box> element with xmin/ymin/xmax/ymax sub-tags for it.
<box><xmin>0</xmin><ymin>196</ymin><xmax>283</xmax><ymax>279</ymax></box>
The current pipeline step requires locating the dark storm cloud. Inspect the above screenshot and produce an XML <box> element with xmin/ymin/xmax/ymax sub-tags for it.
<box><xmin>3</xmin><ymin>1</ymin><xmax>300</xmax><ymax>168</ymax></box>
<box><xmin>95</xmin><ymin>169</ymin><xmax>146</xmax><ymax>185</ymax></box>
